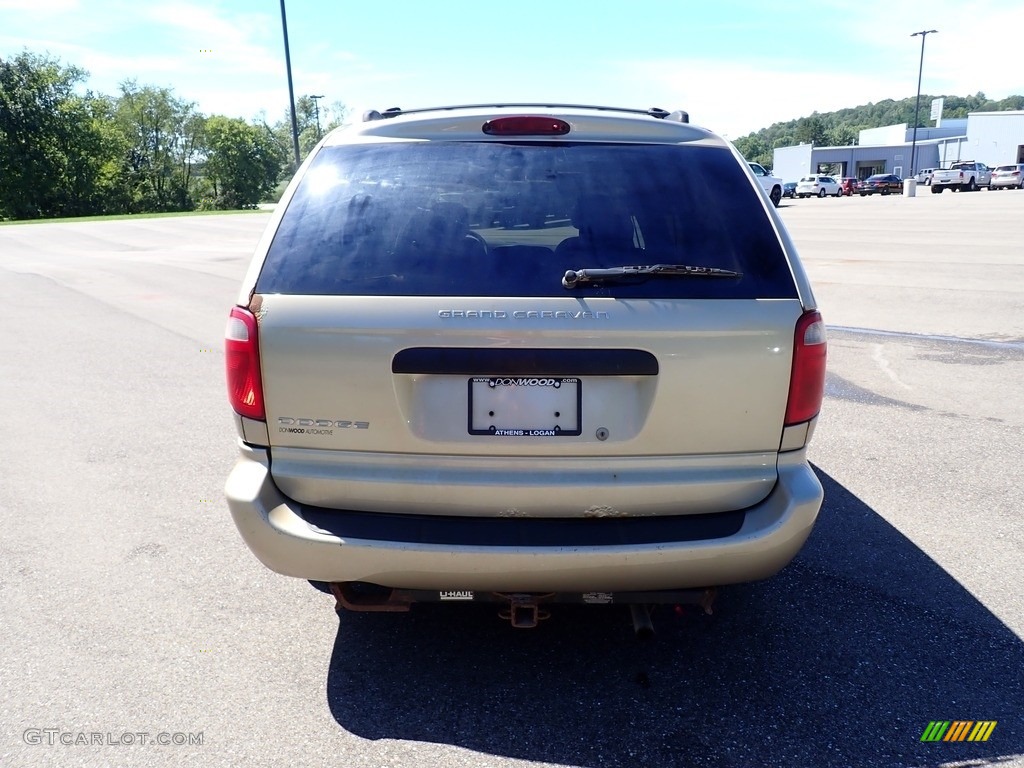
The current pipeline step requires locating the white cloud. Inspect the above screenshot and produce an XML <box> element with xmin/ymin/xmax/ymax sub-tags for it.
<box><xmin>141</xmin><ymin>2</ymin><xmax>281</xmax><ymax>78</ymax></box>
<box><xmin>829</xmin><ymin>0</ymin><xmax>1024</xmax><ymax>101</ymax></box>
<box><xmin>4</xmin><ymin>0</ymin><xmax>1021</xmax><ymax>133</ymax></box>
<box><xmin>607</xmin><ymin>59</ymin><xmax>909</xmax><ymax>137</ymax></box>
<box><xmin>605</xmin><ymin>0</ymin><xmax>1024</xmax><ymax>137</ymax></box>
<box><xmin>613</xmin><ymin>27</ymin><xmax>1023</xmax><ymax>139</ymax></box>
<box><xmin>0</xmin><ymin>0</ymin><xmax>77</xmax><ymax>9</ymax></box>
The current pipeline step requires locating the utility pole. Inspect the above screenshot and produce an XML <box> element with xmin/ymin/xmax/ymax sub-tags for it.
<box><xmin>279</xmin><ymin>0</ymin><xmax>301</xmax><ymax>168</ymax></box>
<box><xmin>909</xmin><ymin>29</ymin><xmax>938</xmax><ymax>178</ymax></box>
<box><xmin>310</xmin><ymin>94</ymin><xmax>325</xmax><ymax>140</ymax></box>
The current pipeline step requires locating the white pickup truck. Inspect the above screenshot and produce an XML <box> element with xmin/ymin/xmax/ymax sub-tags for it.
<box><xmin>930</xmin><ymin>161</ymin><xmax>993</xmax><ymax>193</ymax></box>
<box><xmin>748</xmin><ymin>163</ymin><xmax>783</xmax><ymax>207</ymax></box>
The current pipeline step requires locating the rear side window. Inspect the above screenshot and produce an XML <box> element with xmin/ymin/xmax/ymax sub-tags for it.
<box><xmin>257</xmin><ymin>142</ymin><xmax>797</xmax><ymax>299</ymax></box>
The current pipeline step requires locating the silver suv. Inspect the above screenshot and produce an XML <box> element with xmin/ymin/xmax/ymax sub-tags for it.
<box><xmin>990</xmin><ymin>164</ymin><xmax>1024</xmax><ymax>190</ymax></box>
<box><xmin>224</xmin><ymin>104</ymin><xmax>826</xmax><ymax>624</ymax></box>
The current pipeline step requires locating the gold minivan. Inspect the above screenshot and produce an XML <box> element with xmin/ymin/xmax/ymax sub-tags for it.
<box><xmin>224</xmin><ymin>105</ymin><xmax>826</xmax><ymax>625</ymax></box>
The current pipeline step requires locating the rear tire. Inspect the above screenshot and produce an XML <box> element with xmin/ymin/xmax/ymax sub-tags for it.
<box><xmin>968</xmin><ymin>178</ymin><xmax>978</xmax><ymax>191</ymax></box>
<box><xmin>932</xmin><ymin>186</ymin><xmax>942</xmax><ymax>193</ymax></box>
<box><xmin>770</xmin><ymin>187</ymin><xmax>782</xmax><ymax>207</ymax></box>
<box><xmin>818</xmin><ymin>188</ymin><xmax>826</xmax><ymax>198</ymax></box>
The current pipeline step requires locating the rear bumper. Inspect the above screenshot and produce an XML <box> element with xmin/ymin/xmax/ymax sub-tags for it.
<box><xmin>225</xmin><ymin>443</ymin><xmax>823</xmax><ymax>591</ymax></box>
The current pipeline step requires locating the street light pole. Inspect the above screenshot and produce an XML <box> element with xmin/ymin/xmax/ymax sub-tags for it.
<box><xmin>279</xmin><ymin>0</ymin><xmax>301</xmax><ymax>169</ymax></box>
<box><xmin>310</xmin><ymin>94</ymin><xmax>324</xmax><ymax>140</ymax></box>
<box><xmin>909</xmin><ymin>29</ymin><xmax>938</xmax><ymax>178</ymax></box>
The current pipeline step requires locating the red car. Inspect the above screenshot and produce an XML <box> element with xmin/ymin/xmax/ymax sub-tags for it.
<box><xmin>857</xmin><ymin>174</ymin><xmax>903</xmax><ymax>196</ymax></box>
<box><xmin>839</xmin><ymin>178</ymin><xmax>858</xmax><ymax>196</ymax></box>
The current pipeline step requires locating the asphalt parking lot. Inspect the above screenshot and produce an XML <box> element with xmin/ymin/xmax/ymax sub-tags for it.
<box><xmin>1</xmin><ymin>190</ymin><xmax>1022</xmax><ymax>768</ymax></box>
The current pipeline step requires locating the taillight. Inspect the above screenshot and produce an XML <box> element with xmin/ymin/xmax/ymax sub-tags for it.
<box><xmin>785</xmin><ymin>311</ymin><xmax>827</xmax><ymax>426</ymax></box>
<box><xmin>225</xmin><ymin>306</ymin><xmax>265</xmax><ymax>420</ymax></box>
<box><xmin>482</xmin><ymin>116</ymin><xmax>571</xmax><ymax>136</ymax></box>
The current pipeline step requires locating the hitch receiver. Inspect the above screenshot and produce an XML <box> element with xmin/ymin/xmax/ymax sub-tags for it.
<box><xmin>497</xmin><ymin>593</ymin><xmax>552</xmax><ymax>629</ymax></box>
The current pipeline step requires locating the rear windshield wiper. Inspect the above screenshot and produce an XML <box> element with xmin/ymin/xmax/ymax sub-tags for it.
<box><xmin>562</xmin><ymin>264</ymin><xmax>742</xmax><ymax>288</ymax></box>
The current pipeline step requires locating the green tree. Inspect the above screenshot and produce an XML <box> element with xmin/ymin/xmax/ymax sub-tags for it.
<box><xmin>733</xmin><ymin>132</ymin><xmax>773</xmax><ymax>168</ymax></box>
<box><xmin>825</xmin><ymin>124</ymin><xmax>857</xmax><ymax>147</ymax></box>
<box><xmin>114</xmin><ymin>81</ymin><xmax>204</xmax><ymax>211</ymax></box>
<box><xmin>262</xmin><ymin>96</ymin><xmax>348</xmax><ymax>173</ymax></box>
<box><xmin>794</xmin><ymin>115</ymin><xmax>828</xmax><ymax>146</ymax></box>
<box><xmin>203</xmin><ymin>115</ymin><xmax>284</xmax><ymax>208</ymax></box>
<box><xmin>322</xmin><ymin>99</ymin><xmax>348</xmax><ymax>133</ymax></box>
<box><xmin>296</xmin><ymin>95</ymin><xmax>321</xmax><ymax>156</ymax></box>
<box><xmin>0</xmin><ymin>51</ymin><xmax>116</xmax><ymax>219</ymax></box>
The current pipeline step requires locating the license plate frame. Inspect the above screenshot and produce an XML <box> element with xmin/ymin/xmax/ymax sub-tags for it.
<box><xmin>468</xmin><ymin>376</ymin><xmax>581</xmax><ymax>437</ymax></box>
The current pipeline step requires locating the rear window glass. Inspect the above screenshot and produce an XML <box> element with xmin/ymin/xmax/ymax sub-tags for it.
<box><xmin>257</xmin><ymin>142</ymin><xmax>796</xmax><ymax>299</ymax></box>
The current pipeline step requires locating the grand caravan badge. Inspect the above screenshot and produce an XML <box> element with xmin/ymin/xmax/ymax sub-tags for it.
<box><xmin>438</xmin><ymin>309</ymin><xmax>609</xmax><ymax>319</ymax></box>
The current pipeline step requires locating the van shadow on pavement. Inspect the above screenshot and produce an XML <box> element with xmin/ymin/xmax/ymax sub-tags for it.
<box><xmin>324</xmin><ymin>466</ymin><xmax>1023</xmax><ymax>768</ymax></box>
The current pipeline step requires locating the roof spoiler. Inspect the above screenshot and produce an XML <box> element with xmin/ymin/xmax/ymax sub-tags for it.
<box><xmin>363</xmin><ymin>105</ymin><xmax>689</xmax><ymax>123</ymax></box>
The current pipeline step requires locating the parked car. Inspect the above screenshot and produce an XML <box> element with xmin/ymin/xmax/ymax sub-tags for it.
<box><xmin>783</xmin><ymin>181</ymin><xmax>797</xmax><ymax>198</ymax></box>
<box><xmin>931</xmin><ymin>161</ymin><xmax>992</xmax><ymax>193</ymax></box>
<box><xmin>748</xmin><ymin>162</ymin><xmax>784</xmax><ymax>207</ymax></box>
<box><xmin>796</xmin><ymin>175</ymin><xmax>841</xmax><ymax>198</ymax></box>
<box><xmin>990</xmin><ymin>164</ymin><xmax>1024</xmax><ymax>190</ymax></box>
<box><xmin>224</xmin><ymin>103</ymin><xmax>826</xmax><ymax>626</ymax></box>
<box><xmin>915</xmin><ymin>168</ymin><xmax>936</xmax><ymax>185</ymax></box>
<box><xmin>857</xmin><ymin>174</ymin><xmax>903</xmax><ymax>195</ymax></box>
<box><xmin>839</xmin><ymin>177</ymin><xmax>858</xmax><ymax>196</ymax></box>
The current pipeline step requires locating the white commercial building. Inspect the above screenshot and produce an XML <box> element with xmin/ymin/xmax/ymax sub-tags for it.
<box><xmin>772</xmin><ymin>111</ymin><xmax>1024</xmax><ymax>183</ymax></box>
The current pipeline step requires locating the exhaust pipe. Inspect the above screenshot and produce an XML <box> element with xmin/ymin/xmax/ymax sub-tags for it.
<box><xmin>630</xmin><ymin>604</ymin><xmax>655</xmax><ymax>639</ymax></box>
<box><xmin>331</xmin><ymin>582</ymin><xmax>411</xmax><ymax>612</ymax></box>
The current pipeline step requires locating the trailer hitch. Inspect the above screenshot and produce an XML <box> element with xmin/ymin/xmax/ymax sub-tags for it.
<box><xmin>495</xmin><ymin>593</ymin><xmax>553</xmax><ymax>629</ymax></box>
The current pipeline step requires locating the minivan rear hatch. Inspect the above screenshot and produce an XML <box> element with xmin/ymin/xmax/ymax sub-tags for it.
<box><xmin>248</xmin><ymin>138</ymin><xmax>806</xmax><ymax>517</ymax></box>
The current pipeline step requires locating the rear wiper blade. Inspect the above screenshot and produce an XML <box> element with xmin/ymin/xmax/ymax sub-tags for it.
<box><xmin>562</xmin><ymin>263</ymin><xmax>742</xmax><ymax>288</ymax></box>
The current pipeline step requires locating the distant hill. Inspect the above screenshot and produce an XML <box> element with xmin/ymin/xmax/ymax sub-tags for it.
<box><xmin>733</xmin><ymin>93</ymin><xmax>1024</xmax><ymax>168</ymax></box>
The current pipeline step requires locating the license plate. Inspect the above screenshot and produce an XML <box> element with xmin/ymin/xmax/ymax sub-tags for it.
<box><xmin>468</xmin><ymin>377</ymin><xmax>581</xmax><ymax>436</ymax></box>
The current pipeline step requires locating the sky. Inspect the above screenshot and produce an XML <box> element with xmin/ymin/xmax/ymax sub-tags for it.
<box><xmin>2</xmin><ymin>0</ymin><xmax>1023</xmax><ymax>139</ymax></box>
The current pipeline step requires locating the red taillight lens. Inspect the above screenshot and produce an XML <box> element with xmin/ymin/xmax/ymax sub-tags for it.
<box><xmin>785</xmin><ymin>311</ymin><xmax>827</xmax><ymax>426</ymax></box>
<box><xmin>225</xmin><ymin>306</ymin><xmax>265</xmax><ymax>421</ymax></box>
<box><xmin>482</xmin><ymin>116</ymin><xmax>571</xmax><ymax>136</ymax></box>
